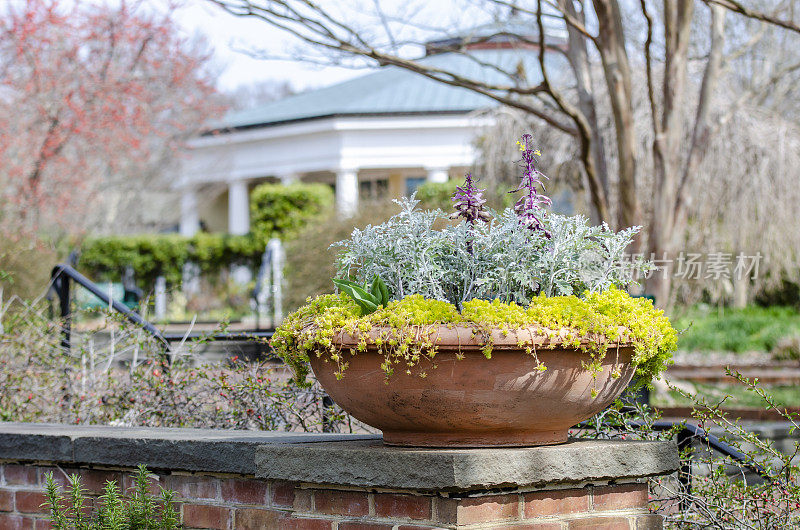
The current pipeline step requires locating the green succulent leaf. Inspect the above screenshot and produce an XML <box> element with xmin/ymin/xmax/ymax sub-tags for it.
<box><xmin>378</xmin><ymin>278</ymin><xmax>390</xmax><ymax>307</ymax></box>
<box><xmin>332</xmin><ymin>278</ymin><xmax>380</xmax><ymax>316</ymax></box>
<box><xmin>370</xmin><ymin>276</ymin><xmax>382</xmax><ymax>300</ymax></box>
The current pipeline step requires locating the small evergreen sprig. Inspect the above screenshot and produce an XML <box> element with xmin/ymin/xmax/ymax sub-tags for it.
<box><xmin>43</xmin><ymin>464</ymin><xmax>181</xmax><ymax>529</ymax></box>
<box><xmin>449</xmin><ymin>173</ymin><xmax>490</xmax><ymax>224</ymax></box>
<box><xmin>511</xmin><ymin>133</ymin><xmax>552</xmax><ymax>237</ymax></box>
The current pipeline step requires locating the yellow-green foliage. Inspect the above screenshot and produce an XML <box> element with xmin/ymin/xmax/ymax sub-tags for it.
<box><xmin>272</xmin><ymin>287</ymin><xmax>676</xmax><ymax>387</ymax></box>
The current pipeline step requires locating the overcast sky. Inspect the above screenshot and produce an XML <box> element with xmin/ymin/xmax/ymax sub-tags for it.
<box><xmin>173</xmin><ymin>1</ymin><xmax>368</xmax><ymax>93</ymax></box>
<box><xmin>5</xmin><ymin>0</ymin><xmax>502</xmax><ymax>94</ymax></box>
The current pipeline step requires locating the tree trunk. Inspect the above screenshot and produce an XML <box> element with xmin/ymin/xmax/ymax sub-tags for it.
<box><xmin>593</xmin><ymin>0</ymin><xmax>642</xmax><ymax>236</ymax></box>
<box><xmin>561</xmin><ymin>0</ymin><xmax>609</xmax><ymax>224</ymax></box>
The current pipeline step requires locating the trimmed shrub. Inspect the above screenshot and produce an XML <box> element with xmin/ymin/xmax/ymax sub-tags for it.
<box><xmin>78</xmin><ymin>183</ymin><xmax>333</xmax><ymax>292</ymax></box>
<box><xmin>414</xmin><ymin>180</ymin><xmax>458</xmax><ymax>210</ymax></box>
<box><xmin>250</xmin><ymin>182</ymin><xmax>333</xmax><ymax>241</ymax></box>
<box><xmin>78</xmin><ymin>233</ymin><xmax>263</xmax><ymax>289</ymax></box>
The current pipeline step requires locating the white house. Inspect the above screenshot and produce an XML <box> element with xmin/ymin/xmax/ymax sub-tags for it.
<box><xmin>178</xmin><ymin>24</ymin><xmax>566</xmax><ymax>236</ymax></box>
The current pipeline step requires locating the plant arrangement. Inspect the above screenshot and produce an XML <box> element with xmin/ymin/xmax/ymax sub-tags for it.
<box><xmin>273</xmin><ymin>134</ymin><xmax>676</xmax><ymax>387</ymax></box>
<box><xmin>272</xmin><ymin>134</ymin><xmax>677</xmax><ymax>446</ymax></box>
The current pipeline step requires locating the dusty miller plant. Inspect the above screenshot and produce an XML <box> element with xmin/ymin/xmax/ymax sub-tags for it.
<box><xmin>334</xmin><ymin>198</ymin><xmax>642</xmax><ymax>307</ymax></box>
<box><xmin>334</xmin><ymin>134</ymin><xmax>644</xmax><ymax>308</ymax></box>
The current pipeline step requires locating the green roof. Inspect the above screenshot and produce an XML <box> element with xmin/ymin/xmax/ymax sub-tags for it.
<box><xmin>219</xmin><ymin>48</ymin><xmax>561</xmax><ymax>130</ymax></box>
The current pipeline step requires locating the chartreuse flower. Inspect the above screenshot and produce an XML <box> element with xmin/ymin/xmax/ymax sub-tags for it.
<box><xmin>271</xmin><ymin>287</ymin><xmax>676</xmax><ymax>387</ymax></box>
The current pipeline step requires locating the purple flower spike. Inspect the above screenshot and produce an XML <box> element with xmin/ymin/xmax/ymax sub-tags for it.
<box><xmin>450</xmin><ymin>173</ymin><xmax>490</xmax><ymax>225</ymax></box>
<box><xmin>511</xmin><ymin>134</ymin><xmax>551</xmax><ymax>237</ymax></box>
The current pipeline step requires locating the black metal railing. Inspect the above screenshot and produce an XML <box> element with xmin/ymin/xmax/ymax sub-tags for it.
<box><xmin>50</xmin><ymin>263</ymin><xmax>171</xmax><ymax>352</ymax></box>
<box><xmin>578</xmin><ymin>411</ymin><xmax>775</xmax><ymax>511</ymax></box>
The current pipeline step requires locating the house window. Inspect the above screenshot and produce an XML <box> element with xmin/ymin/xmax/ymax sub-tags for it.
<box><xmin>360</xmin><ymin>179</ymin><xmax>389</xmax><ymax>200</ymax></box>
<box><xmin>405</xmin><ymin>176</ymin><xmax>426</xmax><ymax>196</ymax></box>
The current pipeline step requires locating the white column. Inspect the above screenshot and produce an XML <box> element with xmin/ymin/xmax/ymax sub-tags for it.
<box><xmin>228</xmin><ymin>179</ymin><xmax>250</xmax><ymax>235</ymax></box>
<box><xmin>179</xmin><ymin>188</ymin><xmax>200</xmax><ymax>236</ymax></box>
<box><xmin>426</xmin><ymin>167</ymin><xmax>449</xmax><ymax>183</ymax></box>
<box><xmin>336</xmin><ymin>169</ymin><xmax>359</xmax><ymax>217</ymax></box>
<box><xmin>154</xmin><ymin>276</ymin><xmax>167</xmax><ymax>321</ymax></box>
<box><xmin>280</xmin><ymin>173</ymin><xmax>300</xmax><ymax>185</ymax></box>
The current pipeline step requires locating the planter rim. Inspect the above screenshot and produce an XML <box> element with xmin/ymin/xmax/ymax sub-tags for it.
<box><xmin>328</xmin><ymin>323</ymin><xmax>633</xmax><ymax>351</ymax></box>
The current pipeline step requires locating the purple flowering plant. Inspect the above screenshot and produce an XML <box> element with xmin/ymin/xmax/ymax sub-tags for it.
<box><xmin>510</xmin><ymin>133</ymin><xmax>552</xmax><ymax>237</ymax></box>
<box><xmin>449</xmin><ymin>172</ymin><xmax>490</xmax><ymax>225</ymax></box>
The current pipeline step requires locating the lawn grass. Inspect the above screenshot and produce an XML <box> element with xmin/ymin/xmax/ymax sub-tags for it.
<box><xmin>670</xmin><ymin>305</ymin><xmax>800</xmax><ymax>353</ymax></box>
<box><xmin>653</xmin><ymin>382</ymin><xmax>800</xmax><ymax>409</ymax></box>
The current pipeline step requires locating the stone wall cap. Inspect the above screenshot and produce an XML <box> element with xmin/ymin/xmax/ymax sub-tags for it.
<box><xmin>0</xmin><ymin>423</ymin><xmax>678</xmax><ymax>489</ymax></box>
<box><xmin>0</xmin><ymin>422</ymin><xmax>380</xmax><ymax>475</ymax></box>
<box><xmin>256</xmin><ymin>438</ymin><xmax>679</xmax><ymax>492</ymax></box>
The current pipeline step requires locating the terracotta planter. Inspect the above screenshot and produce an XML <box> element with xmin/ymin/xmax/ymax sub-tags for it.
<box><xmin>309</xmin><ymin>325</ymin><xmax>636</xmax><ymax>447</ymax></box>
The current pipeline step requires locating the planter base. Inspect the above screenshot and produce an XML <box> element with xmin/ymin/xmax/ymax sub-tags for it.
<box><xmin>382</xmin><ymin>429</ymin><xmax>568</xmax><ymax>448</ymax></box>
<box><xmin>310</xmin><ymin>336</ymin><xmax>636</xmax><ymax>449</ymax></box>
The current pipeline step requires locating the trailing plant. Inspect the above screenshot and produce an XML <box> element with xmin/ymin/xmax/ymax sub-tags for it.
<box><xmin>272</xmin><ymin>287</ymin><xmax>676</xmax><ymax>388</ymax></box>
<box><xmin>43</xmin><ymin>465</ymin><xmax>180</xmax><ymax>529</ymax></box>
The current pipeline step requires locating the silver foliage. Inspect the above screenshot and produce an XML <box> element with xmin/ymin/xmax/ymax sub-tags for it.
<box><xmin>333</xmin><ymin>197</ymin><xmax>644</xmax><ymax>307</ymax></box>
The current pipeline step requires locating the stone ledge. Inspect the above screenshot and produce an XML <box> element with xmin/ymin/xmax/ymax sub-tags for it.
<box><xmin>255</xmin><ymin>438</ymin><xmax>679</xmax><ymax>493</ymax></box>
<box><xmin>0</xmin><ymin>422</ymin><xmax>379</xmax><ymax>475</ymax></box>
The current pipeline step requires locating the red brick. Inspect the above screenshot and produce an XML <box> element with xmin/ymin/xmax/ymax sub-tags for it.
<box><xmin>233</xmin><ymin>508</ymin><xmax>282</xmax><ymax>529</ymax></box>
<box><xmin>313</xmin><ymin>490</ymin><xmax>370</xmax><ymax>517</ymax></box>
<box><xmin>374</xmin><ymin>493</ymin><xmax>431</xmax><ymax>520</ymax></box>
<box><xmin>484</xmin><ymin>521</ymin><xmax>561</xmax><ymax>530</ymax></box>
<box><xmin>524</xmin><ymin>488</ymin><xmax>591</xmax><ymax>518</ymax></box>
<box><xmin>122</xmin><ymin>473</ymin><xmax>163</xmax><ymax>497</ymax></box>
<box><xmin>0</xmin><ymin>513</ymin><xmax>35</xmax><ymax>530</ymax></box>
<box><xmin>0</xmin><ymin>489</ymin><xmax>14</xmax><ymax>511</ymax></box>
<box><xmin>4</xmin><ymin>466</ymin><xmax>39</xmax><ymax>486</ymax></box>
<box><xmin>282</xmin><ymin>518</ymin><xmax>333</xmax><ymax>530</ymax></box>
<box><xmin>592</xmin><ymin>484</ymin><xmax>648</xmax><ymax>511</ymax></box>
<box><xmin>36</xmin><ymin>468</ymin><xmax>68</xmax><ymax>489</ymax></box>
<box><xmin>338</xmin><ymin>523</ymin><xmax>393</xmax><ymax>530</ymax></box>
<box><xmin>293</xmin><ymin>488</ymin><xmax>313</xmax><ymax>511</ymax></box>
<box><xmin>632</xmin><ymin>513</ymin><xmax>663</xmax><ymax>529</ymax></box>
<box><xmin>34</xmin><ymin>519</ymin><xmax>54</xmax><ymax>530</ymax></box>
<box><xmin>165</xmin><ymin>475</ymin><xmax>219</xmax><ymax>500</ymax></box>
<box><xmin>75</xmin><ymin>470</ymin><xmax>123</xmax><ymax>494</ymax></box>
<box><xmin>397</xmin><ymin>526</ymin><xmax>447</xmax><ymax>530</ymax></box>
<box><xmin>271</xmin><ymin>481</ymin><xmax>297</xmax><ymax>507</ymax></box>
<box><xmin>438</xmin><ymin>494</ymin><xmax>519</xmax><ymax>525</ymax></box>
<box><xmin>15</xmin><ymin>491</ymin><xmax>48</xmax><ymax>514</ymax></box>
<box><xmin>568</xmin><ymin>516</ymin><xmax>632</xmax><ymax>529</ymax></box>
<box><xmin>182</xmin><ymin>503</ymin><xmax>230</xmax><ymax>529</ymax></box>
<box><xmin>220</xmin><ymin>478</ymin><xmax>268</xmax><ymax>505</ymax></box>
<box><xmin>40</xmin><ymin>468</ymin><xmax>120</xmax><ymax>494</ymax></box>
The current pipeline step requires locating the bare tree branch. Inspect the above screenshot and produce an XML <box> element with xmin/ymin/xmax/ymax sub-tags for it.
<box><xmin>703</xmin><ymin>0</ymin><xmax>800</xmax><ymax>34</ymax></box>
<box><xmin>674</xmin><ymin>3</ymin><xmax>726</xmax><ymax>228</ymax></box>
<box><xmin>535</xmin><ymin>0</ymin><xmax>610</xmax><ymax>221</ymax></box>
<box><xmin>209</xmin><ymin>0</ymin><xmax>580</xmax><ymax>134</ymax></box>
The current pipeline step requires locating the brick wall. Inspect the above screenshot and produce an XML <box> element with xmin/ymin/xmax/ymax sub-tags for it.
<box><xmin>0</xmin><ymin>462</ymin><xmax>661</xmax><ymax>529</ymax></box>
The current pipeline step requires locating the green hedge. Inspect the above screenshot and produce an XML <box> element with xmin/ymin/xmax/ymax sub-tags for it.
<box><xmin>250</xmin><ymin>183</ymin><xmax>333</xmax><ymax>241</ymax></box>
<box><xmin>79</xmin><ymin>233</ymin><xmax>263</xmax><ymax>288</ymax></box>
<box><xmin>79</xmin><ymin>183</ymin><xmax>333</xmax><ymax>290</ymax></box>
<box><xmin>414</xmin><ymin>181</ymin><xmax>458</xmax><ymax>210</ymax></box>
